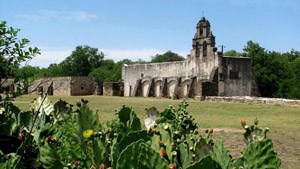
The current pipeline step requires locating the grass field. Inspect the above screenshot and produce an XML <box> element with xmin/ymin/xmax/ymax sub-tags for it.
<box><xmin>13</xmin><ymin>95</ymin><xmax>300</xmax><ymax>169</ymax></box>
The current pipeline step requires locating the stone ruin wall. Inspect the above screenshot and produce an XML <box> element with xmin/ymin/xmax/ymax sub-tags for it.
<box><xmin>196</xmin><ymin>96</ymin><xmax>300</xmax><ymax>106</ymax></box>
<box><xmin>0</xmin><ymin>78</ymin><xmax>17</xmax><ymax>93</ymax></box>
<box><xmin>28</xmin><ymin>77</ymin><xmax>98</xmax><ymax>96</ymax></box>
<box><xmin>218</xmin><ymin>57</ymin><xmax>256</xmax><ymax>96</ymax></box>
<box><xmin>70</xmin><ymin>77</ymin><xmax>97</xmax><ymax>96</ymax></box>
<box><xmin>103</xmin><ymin>82</ymin><xmax>122</xmax><ymax>96</ymax></box>
<box><xmin>28</xmin><ymin>77</ymin><xmax>72</xmax><ymax>96</ymax></box>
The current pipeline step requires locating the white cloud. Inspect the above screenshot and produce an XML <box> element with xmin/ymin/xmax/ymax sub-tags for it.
<box><xmin>27</xmin><ymin>50</ymin><xmax>72</xmax><ymax>68</ymax></box>
<box><xmin>26</xmin><ymin>48</ymin><xmax>189</xmax><ymax>68</ymax></box>
<box><xmin>17</xmin><ymin>10</ymin><xmax>98</xmax><ymax>21</ymax></box>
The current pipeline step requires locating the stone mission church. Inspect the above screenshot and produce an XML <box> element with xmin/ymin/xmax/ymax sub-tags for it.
<box><xmin>122</xmin><ymin>17</ymin><xmax>258</xmax><ymax>99</ymax></box>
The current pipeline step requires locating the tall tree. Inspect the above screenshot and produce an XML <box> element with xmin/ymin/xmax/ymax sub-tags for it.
<box><xmin>59</xmin><ymin>45</ymin><xmax>104</xmax><ymax>76</ymax></box>
<box><xmin>0</xmin><ymin>21</ymin><xmax>40</xmax><ymax>95</ymax></box>
<box><xmin>151</xmin><ymin>51</ymin><xmax>184</xmax><ymax>63</ymax></box>
<box><xmin>89</xmin><ymin>59</ymin><xmax>115</xmax><ymax>82</ymax></box>
<box><xmin>243</xmin><ymin>41</ymin><xmax>294</xmax><ymax>98</ymax></box>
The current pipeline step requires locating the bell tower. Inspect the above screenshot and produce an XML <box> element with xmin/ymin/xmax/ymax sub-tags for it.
<box><xmin>192</xmin><ymin>17</ymin><xmax>216</xmax><ymax>58</ymax></box>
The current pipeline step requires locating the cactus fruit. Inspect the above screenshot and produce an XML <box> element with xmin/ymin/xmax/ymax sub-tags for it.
<box><xmin>242</xmin><ymin>118</ymin><xmax>268</xmax><ymax>144</ymax></box>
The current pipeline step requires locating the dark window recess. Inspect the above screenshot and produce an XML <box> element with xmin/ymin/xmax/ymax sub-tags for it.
<box><xmin>203</xmin><ymin>41</ymin><xmax>207</xmax><ymax>57</ymax></box>
<box><xmin>229</xmin><ymin>70</ymin><xmax>239</xmax><ymax>79</ymax></box>
<box><xmin>195</xmin><ymin>42</ymin><xmax>200</xmax><ymax>57</ymax></box>
<box><xmin>129</xmin><ymin>85</ymin><xmax>132</xmax><ymax>96</ymax></box>
<box><xmin>81</xmin><ymin>86</ymin><xmax>84</xmax><ymax>90</ymax></box>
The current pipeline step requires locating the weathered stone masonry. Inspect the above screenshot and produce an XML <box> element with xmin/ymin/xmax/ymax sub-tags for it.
<box><xmin>122</xmin><ymin>17</ymin><xmax>258</xmax><ymax>98</ymax></box>
<box><xmin>28</xmin><ymin>76</ymin><xmax>99</xmax><ymax>96</ymax></box>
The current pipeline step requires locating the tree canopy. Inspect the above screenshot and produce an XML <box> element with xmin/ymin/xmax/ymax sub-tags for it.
<box><xmin>0</xmin><ymin>21</ymin><xmax>40</xmax><ymax>96</ymax></box>
<box><xmin>59</xmin><ymin>45</ymin><xmax>104</xmax><ymax>76</ymax></box>
<box><xmin>243</xmin><ymin>41</ymin><xmax>300</xmax><ymax>99</ymax></box>
<box><xmin>151</xmin><ymin>51</ymin><xmax>184</xmax><ymax>63</ymax></box>
<box><xmin>223</xmin><ymin>50</ymin><xmax>243</xmax><ymax>57</ymax></box>
<box><xmin>0</xmin><ymin>21</ymin><xmax>40</xmax><ymax>81</ymax></box>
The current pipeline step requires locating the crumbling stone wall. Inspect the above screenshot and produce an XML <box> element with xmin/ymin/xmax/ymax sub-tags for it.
<box><xmin>28</xmin><ymin>76</ymin><xmax>98</xmax><ymax>96</ymax></box>
<box><xmin>70</xmin><ymin>77</ymin><xmax>97</xmax><ymax>96</ymax></box>
<box><xmin>103</xmin><ymin>82</ymin><xmax>122</xmax><ymax>96</ymax></box>
<box><xmin>28</xmin><ymin>77</ymin><xmax>72</xmax><ymax>96</ymax></box>
<box><xmin>197</xmin><ymin>96</ymin><xmax>300</xmax><ymax>106</ymax></box>
<box><xmin>218</xmin><ymin>57</ymin><xmax>255</xmax><ymax>96</ymax></box>
<box><xmin>0</xmin><ymin>78</ymin><xmax>16</xmax><ymax>94</ymax></box>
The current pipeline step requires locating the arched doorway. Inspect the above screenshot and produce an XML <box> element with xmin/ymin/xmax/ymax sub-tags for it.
<box><xmin>48</xmin><ymin>85</ymin><xmax>53</xmax><ymax>95</ymax></box>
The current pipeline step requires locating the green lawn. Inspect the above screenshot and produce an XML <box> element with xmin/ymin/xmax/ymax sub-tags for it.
<box><xmin>13</xmin><ymin>95</ymin><xmax>300</xmax><ymax>169</ymax></box>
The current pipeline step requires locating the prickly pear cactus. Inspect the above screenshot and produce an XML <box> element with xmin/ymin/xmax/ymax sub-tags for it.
<box><xmin>186</xmin><ymin>155</ymin><xmax>221</xmax><ymax>169</ymax></box>
<box><xmin>241</xmin><ymin>118</ymin><xmax>269</xmax><ymax>144</ymax></box>
<box><xmin>194</xmin><ymin>138</ymin><xmax>212</xmax><ymax>161</ymax></box>
<box><xmin>212</xmin><ymin>138</ymin><xmax>232</xmax><ymax>169</ymax></box>
<box><xmin>116</xmin><ymin>106</ymin><xmax>141</xmax><ymax>131</ymax></box>
<box><xmin>39</xmin><ymin>143</ymin><xmax>64</xmax><ymax>169</ymax></box>
<box><xmin>242</xmin><ymin>138</ymin><xmax>281</xmax><ymax>169</ymax></box>
<box><xmin>145</xmin><ymin>101</ymin><xmax>217</xmax><ymax>168</ymax></box>
<box><xmin>111</xmin><ymin>130</ymin><xmax>149</xmax><ymax>168</ymax></box>
<box><xmin>116</xmin><ymin>140</ymin><xmax>169</xmax><ymax>169</ymax></box>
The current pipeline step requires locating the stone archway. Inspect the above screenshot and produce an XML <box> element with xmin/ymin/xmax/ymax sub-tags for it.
<box><xmin>181</xmin><ymin>79</ymin><xmax>190</xmax><ymax>98</ymax></box>
<box><xmin>37</xmin><ymin>86</ymin><xmax>43</xmax><ymax>94</ymax></box>
<box><xmin>167</xmin><ymin>78</ymin><xmax>178</xmax><ymax>99</ymax></box>
<box><xmin>141</xmin><ymin>76</ymin><xmax>153</xmax><ymax>97</ymax></box>
<box><xmin>48</xmin><ymin>85</ymin><xmax>53</xmax><ymax>95</ymax></box>
<box><xmin>153</xmin><ymin>78</ymin><xmax>163</xmax><ymax>98</ymax></box>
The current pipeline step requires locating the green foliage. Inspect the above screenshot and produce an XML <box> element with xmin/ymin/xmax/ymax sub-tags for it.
<box><xmin>212</xmin><ymin>138</ymin><xmax>232</xmax><ymax>169</ymax></box>
<box><xmin>243</xmin><ymin>41</ymin><xmax>300</xmax><ymax>99</ymax></box>
<box><xmin>241</xmin><ymin>118</ymin><xmax>269</xmax><ymax>144</ymax></box>
<box><xmin>59</xmin><ymin>45</ymin><xmax>104</xmax><ymax>76</ymax></box>
<box><xmin>223</xmin><ymin>49</ymin><xmax>243</xmax><ymax>57</ymax></box>
<box><xmin>0</xmin><ymin>21</ymin><xmax>40</xmax><ymax>98</ymax></box>
<box><xmin>0</xmin><ymin>21</ymin><xmax>40</xmax><ymax>80</ymax></box>
<box><xmin>0</xmin><ymin>96</ymin><xmax>281</xmax><ymax>169</ymax></box>
<box><xmin>151</xmin><ymin>50</ymin><xmax>185</xmax><ymax>63</ymax></box>
<box><xmin>0</xmin><ymin>154</ymin><xmax>22</xmax><ymax>169</ymax></box>
<box><xmin>242</xmin><ymin>139</ymin><xmax>281</xmax><ymax>168</ymax></box>
<box><xmin>39</xmin><ymin>143</ymin><xmax>64</xmax><ymax>169</ymax></box>
<box><xmin>186</xmin><ymin>156</ymin><xmax>221</xmax><ymax>169</ymax></box>
<box><xmin>116</xmin><ymin>105</ymin><xmax>142</xmax><ymax>131</ymax></box>
<box><xmin>116</xmin><ymin>140</ymin><xmax>169</xmax><ymax>169</ymax></box>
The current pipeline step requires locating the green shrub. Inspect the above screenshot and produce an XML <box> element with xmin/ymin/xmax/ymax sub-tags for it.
<box><xmin>0</xmin><ymin>96</ymin><xmax>281</xmax><ymax>168</ymax></box>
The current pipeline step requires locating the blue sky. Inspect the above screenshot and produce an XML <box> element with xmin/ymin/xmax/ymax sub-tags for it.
<box><xmin>1</xmin><ymin>0</ymin><xmax>299</xmax><ymax>67</ymax></box>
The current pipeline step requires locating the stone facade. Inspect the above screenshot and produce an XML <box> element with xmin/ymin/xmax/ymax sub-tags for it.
<box><xmin>0</xmin><ymin>78</ymin><xmax>17</xmax><ymax>94</ymax></box>
<box><xmin>103</xmin><ymin>82</ymin><xmax>123</xmax><ymax>96</ymax></box>
<box><xmin>122</xmin><ymin>17</ymin><xmax>258</xmax><ymax>98</ymax></box>
<box><xmin>28</xmin><ymin>76</ymin><xmax>99</xmax><ymax>96</ymax></box>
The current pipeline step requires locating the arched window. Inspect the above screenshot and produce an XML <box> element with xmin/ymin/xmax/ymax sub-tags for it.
<box><xmin>48</xmin><ymin>85</ymin><xmax>53</xmax><ymax>95</ymax></box>
<box><xmin>203</xmin><ymin>41</ymin><xmax>207</xmax><ymax>57</ymax></box>
<box><xmin>200</xmin><ymin>27</ymin><xmax>203</xmax><ymax>36</ymax></box>
<box><xmin>195</xmin><ymin>42</ymin><xmax>200</xmax><ymax>57</ymax></box>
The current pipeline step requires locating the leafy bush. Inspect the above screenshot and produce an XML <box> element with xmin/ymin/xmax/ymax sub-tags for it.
<box><xmin>0</xmin><ymin>95</ymin><xmax>281</xmax><ymax>168</ymax></box>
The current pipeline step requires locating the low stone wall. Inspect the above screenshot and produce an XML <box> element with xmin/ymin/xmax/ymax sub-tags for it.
<box><xmin>195</xmin><ymin>96</ymin><xmax>300</xmax><ymax>106</ymax></box>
